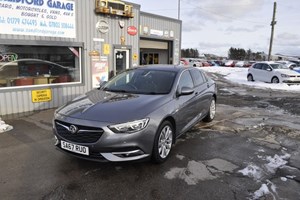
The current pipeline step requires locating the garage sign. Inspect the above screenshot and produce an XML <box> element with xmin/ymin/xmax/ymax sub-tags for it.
<box><xmin>127</xmin><ymin>26</ymin><xmax>137</xmax><ymax>36</ymax></box>
<box><xmin>32</xmin><ymin>89</ymin><xmax>52</xmax><ymax>103</ymax></box>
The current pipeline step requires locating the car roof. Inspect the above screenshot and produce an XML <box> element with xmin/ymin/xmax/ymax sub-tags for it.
<box><xmin>254</xmin><ymin>61</ymin><xmax>279</xmax><ymax>64</ymax></box>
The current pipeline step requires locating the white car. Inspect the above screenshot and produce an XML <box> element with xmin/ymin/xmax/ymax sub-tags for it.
<box><xmin>189</xmin><ymin>59</ymin><xmax>203</xmax><ymax>67</ymax></box>
<box><xmin>247</xmin><ymin>61</ymin><xmax>300</xmax><ymax>84</ymax></box>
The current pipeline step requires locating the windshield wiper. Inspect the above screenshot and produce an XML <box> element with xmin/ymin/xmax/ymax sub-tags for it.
<box><xmin>103</xmin><ymin>88</ymin><xmax>129</xmax><ymax>93</ymax></box>
<box><xmin>142</xmin><ymin>92</ymin><xmax>166</xmax><ymax>95</ymax></box>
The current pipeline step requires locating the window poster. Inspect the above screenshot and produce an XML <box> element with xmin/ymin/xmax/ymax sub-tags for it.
<box><xmin>92</xmin><ymin>60</ymin><xmax>108</xmax><ymax>88</ymax></box>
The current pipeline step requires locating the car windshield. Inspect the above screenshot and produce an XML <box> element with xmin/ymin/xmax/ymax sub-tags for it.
<box><xmin>270</xmin><ymin>63</ymin><xmax>288</xmax><ymax>69</ymax></box>
<box><xmin>103</xmin><ymin>68</ymin><xmax>177</xmax><ymax>95</ymax></box>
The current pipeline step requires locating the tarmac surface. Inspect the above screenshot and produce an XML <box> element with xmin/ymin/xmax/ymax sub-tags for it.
<box><xmin>1</xmin><ymin>73</ymin><xmax>300</xmax><ymax>200</ymax></box>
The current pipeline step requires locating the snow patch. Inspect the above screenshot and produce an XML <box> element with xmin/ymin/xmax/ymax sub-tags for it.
<box><xmin>253</xmin><ymin>184</ymin><xmax>270</xmax><ymax>199</ymax></box>
<box><xmin>252</xmin><ymin>180</ymin><xmax>277</xmax><ymax>200</ymax></box>
<box><xmin>176</xmin><ymin>154</ymin><xmax>185</xmax><ymax>160</ymax></box>
<box><xmin>0</xmin><ymin>118</ymin><xmax>13</xmax><ymax>133</ymax></box>
<box><xmin>280</xmin><ymin>177</ymin><xmax>287</xmax><ymax>181</ymax></box>
<box><xmin>258</xmin><ymin>149</ymin><xmax>265</xmax><ymax>152</ymax></box>
<box><xmin>238</xmin><ymin>164</ymin><xmax>264</xmax><ymax>181</ymax></box>
<box><xmin>265</xmin><ymin>153</ymin><xmax>291</xmax><ymax>173</ymax></box>
<box><xmin>286</xmin><ymin>175</ymin><xmax>296</xmax><ymax>179</ymax></box>
<box><xmin>201</xmin><ymin>67</ymin><xmax>300</xmax><ymax>92</ymax></box>
<box><xmin>239</xmin><ymin>153</ymin><xmax>291</xmax><ymax>182</ymax></box>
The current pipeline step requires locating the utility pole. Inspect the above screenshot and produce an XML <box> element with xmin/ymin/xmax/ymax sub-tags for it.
<box><xmin>178</xmin><ymin>0</ymin><xmax>180</xmax><ymax>20</ymax></box>
<box><xmin>268</xmin><ymin>2</ymin><xmax>277</xmax><ymax>61</ymax></box>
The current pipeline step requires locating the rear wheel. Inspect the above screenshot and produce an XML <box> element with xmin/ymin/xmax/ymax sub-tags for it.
<box><xmin>271</xmin><ymin>76</ymin><xmax>279</xmax><ymax>83</ymax></box>
<box><xmin>247</xmin><ymin>74</ymin><xmax>254</xmax><ymax>81</ymax></box>
<box><xmin>203</xmin><ymin>98</ymin><xmax>216</xmax><ymax>122</ymax></box>
<box><xmin>152</xmin><ymin>121</ymin><xmax>174</xmax><ymax>163</ymax></box>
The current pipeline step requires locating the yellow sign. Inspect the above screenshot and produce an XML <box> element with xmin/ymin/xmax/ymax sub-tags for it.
<box><xmin>103</xmin><ymin>44</ymin><xmax>110</xmax><ymax>55</ymax></box>
<box><xmin>32</xmin><ymin>89</ymin><xmax>52</xmax><ymax>103</ymax></box>
<box><xmin>133</xmin><ymin>53</ymin><xmax>138</xmax><ymax>61</ymax></box>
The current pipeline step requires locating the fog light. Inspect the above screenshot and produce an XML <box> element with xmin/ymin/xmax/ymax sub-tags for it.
<box><xmin>113</xmin><ymin>149</ymin><xmax>144</xmax><ymax>158</ymax></box>
<box><xmin>54</xmin><ymin>136</ymin><xmax>59</xmax><ymax>146</ymax></box>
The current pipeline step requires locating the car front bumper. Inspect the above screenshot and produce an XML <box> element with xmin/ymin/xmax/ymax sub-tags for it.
<box><xmin>282</xmin><ymin>79</ymin><xmax>300</xmax><ymax>84</ymax></box>
<box><xmin>53</xmin><ymin>116</ymin><xmax>156</xmax><ymax>162</ymax></box>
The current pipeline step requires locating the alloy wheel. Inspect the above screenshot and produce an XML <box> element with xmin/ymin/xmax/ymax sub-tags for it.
<box><xmin>158</xmin><ymin>125</ymin><xmax>173</xmax><ymax>159</ymax></box>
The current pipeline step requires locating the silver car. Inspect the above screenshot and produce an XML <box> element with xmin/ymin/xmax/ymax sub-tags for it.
<box><xmin>53</xmin><ymin>65</ymin><xmax>217</xmax><ymax>163</ymax></box>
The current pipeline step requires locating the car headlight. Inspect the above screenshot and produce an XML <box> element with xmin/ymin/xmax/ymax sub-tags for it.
<box><xmin>281</xmin><ymin>74</ymin><xmax>290</xmax><ymax>78</ymax></box>
<box><xmin>54</xmin><ymin>110</ymin><xmax>62</xmax><ymax>119</ymax></box>
<box><xmin>108</xmin><ymin>118</ymin><xmax>149</xmax><ymax>133</ymax></box>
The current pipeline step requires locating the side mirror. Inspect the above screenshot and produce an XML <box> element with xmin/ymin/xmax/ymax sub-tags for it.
<box><xmin>177</xmin><ymin>86</ymin><xmax>194</xmax><ymax>97</ymax></box>
<box><xmin>99</xmin><ymin>81</ymin><xmax>107</xmax><ymax>89</ymax></box>
<box><xmin>266</xmin><ymin>68</ymin><xmax>272</xmax><ymax>71</ymax></box>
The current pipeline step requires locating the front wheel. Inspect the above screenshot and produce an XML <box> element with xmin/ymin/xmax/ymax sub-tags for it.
<box><xmin>271</xmin><ymin>76</ymin><xmax>279</xmax><ymax>83</ymax></box>
<box><xmin>203</xmin><ymin>98</ymin><xmax>216</xmax><ymax>122</ymax></box>
<box><xmin>152</xmin><ymin>121</ymin><xmax>174</xmax><ymax>163</ymax></box>
<box><xmin>247</xmin><ymin>74</ymin><xmax>254</xmax><ymax>82</ymax></box>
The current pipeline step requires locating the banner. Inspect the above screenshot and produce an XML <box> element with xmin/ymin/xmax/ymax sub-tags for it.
<box><xmin>0</xmin><ymin>0</ymin><xmax>76</xmax><ymax>38</ymax></box>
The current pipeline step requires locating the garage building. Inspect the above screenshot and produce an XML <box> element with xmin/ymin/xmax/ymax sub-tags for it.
<box><xmin>0</xmin><ymin>0</ymin><xmax>181</xmax><ymax>116</ymax></box>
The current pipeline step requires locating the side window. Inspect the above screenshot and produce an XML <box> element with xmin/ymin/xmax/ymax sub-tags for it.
<box><xmin>190</xmin><ymin>69</ymin><xmax>205</xmax><ymax>86</ymax></box>
<box><xmin>178</xmin><ymin>71</ymin><xmax>194</xmax><ymax>89</ymax></box>
<box><xmin>254</xmin><ymin>63</ymin><xmax>262</xmax><ymax>69</ymax></box>
<box><xmin>262</xmin><ymin>64</ymin><xmax>271</xmax><ymax>71</ymax></box>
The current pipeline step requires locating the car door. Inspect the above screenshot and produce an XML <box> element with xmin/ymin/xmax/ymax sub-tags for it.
<box><xmin>252</xmin><ymin>63</ymin><xmax>263</xmax><ymax>81</ymax></box>
<box><xmin>174</xmin><ymin>70</ymin><xmax>199</xmax><ymax>135</ymax></box>
<box><xmin>260</xmin><ymin>64</ymin><xmax>273</xmax><ymax>82</ymax></box>
<box><xmin>189</xmin><ymin>68</ymin><xmax>210</xmax><ymax>117</ymax></box>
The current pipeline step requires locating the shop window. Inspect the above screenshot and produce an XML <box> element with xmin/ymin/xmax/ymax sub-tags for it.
<box><xmin>0</xmin><ymin>45</ymin><xmax>81</xmax><ymax>88</ymax></box>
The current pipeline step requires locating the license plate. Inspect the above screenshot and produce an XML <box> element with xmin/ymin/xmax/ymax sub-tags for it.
<box><xmin>61</xmin><ymin>140</ymin><xmax>89</xmax><ymax>156</ymax></box>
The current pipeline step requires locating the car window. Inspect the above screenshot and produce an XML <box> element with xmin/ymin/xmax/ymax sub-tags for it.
<box><xmin>262</xmin><ymin>64</ymin><xmax>271</xmax><ymax>71</ymax></box>
<box><xmin>253</xmin><ymin>63</ymin><xmax>263</xmax><ymax>69</ymax></box>
<box><xmin>190</xmin><ymin>69</ymin><xmax>205</xmax><ymax>86</ymax></box>
<box><xmin>270</xmin><ymin>63</ymin><xmax>287</xmax><ymax>69</ymax></box>
<box><xmin>178</xmin><ymin>70</ymin><xmax>194</xmax><ymax>89</ymax></box>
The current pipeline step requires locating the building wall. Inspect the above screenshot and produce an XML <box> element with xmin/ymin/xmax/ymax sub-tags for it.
<box><xmin>0</xmin><ymin>0</ymin><xmax>181</xmax><ymax>116</ymax></box>
<box><xmin>140</xmin><ymin>12</ymin><xmax>182</xmax><ymax>65</ymax></box>
<box><xmin>0</xmin><ymin>0</ymin><xmax>140</xmax><ymax>116</ymax></box>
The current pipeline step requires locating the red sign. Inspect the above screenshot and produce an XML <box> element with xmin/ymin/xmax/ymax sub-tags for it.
<box><xmin>127</xmin><ymin>26</ymin><xmax>137</xmax><ymax>36</ymax></box>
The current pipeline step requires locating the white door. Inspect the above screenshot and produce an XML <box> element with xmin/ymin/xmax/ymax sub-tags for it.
<box><xmin>114</xmin><ymin>49</ymin><xmax>130</xmax><ymax>75</ymax></box>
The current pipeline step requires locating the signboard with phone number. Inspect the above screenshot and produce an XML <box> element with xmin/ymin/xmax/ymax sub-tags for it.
<box><xmin>0</xmin><ymin>0</ymin><xmax>76</xmax><ymax>38</ymax></box>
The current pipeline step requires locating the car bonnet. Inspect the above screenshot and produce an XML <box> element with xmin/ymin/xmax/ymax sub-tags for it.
<box><xmin>275</xmin><ymin>68</ymin><xmax>300</xmax><ymax>75</ymax></box>
<box><xmin>56</xmin><ymin>89</ymin><xmax>171</xmax><ymax>123</ymax></box>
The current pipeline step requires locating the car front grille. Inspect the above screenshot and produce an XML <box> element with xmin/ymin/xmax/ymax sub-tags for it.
<box><xmin>55</xmin><ymin>120</ymin><xmax>104</xmax><ymax>143</ymax></box>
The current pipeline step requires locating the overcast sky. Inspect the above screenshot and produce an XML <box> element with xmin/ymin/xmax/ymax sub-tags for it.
<box><xmin>129</xmin><ymin>0</ymin><xmax>300</xmax><ymax>57</ymax></box>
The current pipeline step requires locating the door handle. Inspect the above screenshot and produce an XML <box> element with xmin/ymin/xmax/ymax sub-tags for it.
<box><xmin>195</xmin><ymin>92</ymin><xmax>199</xmax><ymax>96</ymax></box>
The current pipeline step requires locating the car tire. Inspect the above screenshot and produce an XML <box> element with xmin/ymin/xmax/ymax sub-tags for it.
<box><xmin>152</xmin><ymin>121</ymin><xmax>174</xmax><ymax>164</ymax></box>
<box><xmin>271</xmin><ymin>76</ymin><xmax>279</xmax><ymax>83</ymax></box>
<box><xmin>247</xmin><ymin>74</ymin><xmax>254</xmax><ymax>82</ymax></box>
<box><xmin>203</xmin><ymin>98</ymin><xmax>216</xmax><ymax>122</ymax></box>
